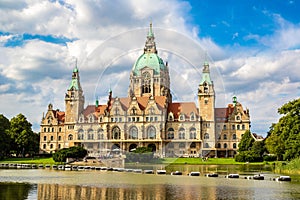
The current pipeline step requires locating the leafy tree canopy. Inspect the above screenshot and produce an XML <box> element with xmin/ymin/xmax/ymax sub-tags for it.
<box><xmin>9</xmin><ymin>113</ymin><xmax>38</xmax><ymax>157</ymax></box>
<box><xmin>0</xmin><ymin>114</ymin><xmax>11</xmax><ymax>159</ymax></box>
<box><xmin>238</xmin><ymin>130</ymin><xmax>255</xmax><ymax>152</ymax></box>
<box><xmin>265</xmin><ymin>98</ymin><xmax>300</xmax><ymax>160</ymax></box>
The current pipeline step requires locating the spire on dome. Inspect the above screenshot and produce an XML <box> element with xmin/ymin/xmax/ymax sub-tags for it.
<box><xmin>144</xmin><ymin>22</ymin><xmax>157</xmax><ymax>54</ymax></box>
<box><xmin>148</xmin><ymin>22</ymin><xmax>154</xmax><ymax>37</ymax></box>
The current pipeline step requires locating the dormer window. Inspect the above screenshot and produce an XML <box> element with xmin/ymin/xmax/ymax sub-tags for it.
<box><xmin>190</xmin><ymin>112</ymin><xmax>195</xmax><ymax>121</ymax></box>
<box><xmin>79</xmin><ymin>116</ymin><xmax>84</xmax><ymax>123</ymax></box>
<box><xmin>168</xmin><ymin>113</ymin><xmax>174</xmax><ymax>121</ymax></box>
<box><xmin>179</xmin><ymin>114</ymin><xmax>185</xmax><ymax>121</ymax></box>
<box><xmin>89</xmin><ymin>115</ymin><xmax>94</xmax><ymax>123</ymax></box>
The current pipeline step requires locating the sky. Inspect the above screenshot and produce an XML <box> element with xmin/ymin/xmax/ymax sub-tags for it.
<box><xmin>0</xmin><ymin>0</ymin><xmax>299</xmax><ymax>136</ymax></box>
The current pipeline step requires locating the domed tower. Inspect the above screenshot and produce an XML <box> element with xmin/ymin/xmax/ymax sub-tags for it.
<box><xmin>128</xmin><ymin>23</ymin><xmax>171</xmax><ymax>102</ymax></box>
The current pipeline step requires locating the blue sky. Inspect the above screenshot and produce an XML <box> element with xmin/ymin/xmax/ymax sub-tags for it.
<box><xmin>0</xmin><ymin>0</ymin><xmax>299</xmax><ymax>136</ymax></box>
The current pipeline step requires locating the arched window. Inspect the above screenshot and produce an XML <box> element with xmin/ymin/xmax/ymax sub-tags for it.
<box><xmin>167</xmin><ymin>128</ymin><xmax>174</xmax><ymax>139</ymax></box>
<box><xmin>88</xmin><ymin>129</ymin><xmax>94</xmax><ymax>140</ymax></box>
<box><xmin>237</xmin><ymin>125</ymin><xmax>240</xmax><ymax>130</ymax></box>
<box><xmin>78</xmin><ymin>129</ymin><xmax>84</xmax><ymax>140</ymax></box>
<box><xmin>190</xmin><ymin>142</ymin><xmax>196</xmax><ymax>148</ymax></box>
<box><xmin>50</xmin><ymin>144</ymin><xmax>53</xmax><ymax>149</ymax></box>
<box><xmin>50</xmin><ymin>136</ymin><xmax>54</xmax><ymax>141</ymax></box>
<box><xmin>142</xmin><ymin>72</ymin><xmax>151</xmax><ymax>94</ymax></box>
<box><xmin>224</xmin><ymin>143</ymin><xmax>227</xmax><ymax>148</ymax></box>
<box><xmin>179</xmin><ymin>143</ymin><xmax>185</xmax><ymax>148</ymax></box>
<box><xmin>68</xmin><ymin>134</ymin><xmax>73</xmax><ymax>140</ymax></box>
<box><xmin>233</xmin><ymin>143</ymin><xmax>237</xmax><ymax>148</ymax></box>
<box><xmin>97</xmin><ymin>128</ymin><xmax>104</xmax><ymax>140</ymax></box>
<box><xmin>242</xmin><ymin>124</ymin><xmax>245</xmax><ymax>130</ymax></box>
<box><xmin>217</xmin><ymin>143</ymin><xmax>221</xmax><ymax>148</ymax></box>
<box><xmin>232</xmin><ymin>134</ymin><xmax>237</xmax><ymax>140</ymax></box>
<box><xmin>129</xmin><ymin>126</ymin><xmax>138</xmax><ymax>139</ymax></box>
<box><xmin>204</xmin><ymin>133</ymin><xmax>209</xmax><ymax>139</ymax></box>
<box><xmin>223</xmin><ymin>134</ymin><xmax>227</xmax><ymax>140</ymax></box>
<box><xmin>112</xmin><ymin>126</ymin><xmax>121</xmax><ymax>139</ymax></box>
<box><xmin>204</xmin><ymin>143</ymin><xmax>210</xmax><ymax>148</ymax></box>
<box><xmin>43</xmin><ymin>144</ymin><xmax>46</xmax><ymax>149</ymax></box>
<box><xmin>223</xmin><ymin>125</ymin><xmax>227</xmax><ymax>130</ymax></box>
<box><xmin>232</xmin><ymin>125</ymin><xmax>235</xmax><ymax>130</ymax></box>
<box><xmin>58</xmin><ymin>144</ymin><xmax>61</xmax><ymax>149</ymax></box>
<box><xmin>147</xmin><ymin>126</ymin><xmax>156</xmax><ymax>139</ymax></box>
<box><xmin>43</xmin><ymin>136</ymin><xmax>47</xmax><ymax>141</ymax></box>
<box><xmin>189</xmin><ymin>127</ymin><xmax>196</xmax><ymax>139</ymax></box>
<box><xmin>58</xmin><ymin>136</ymin><xmax>61</xmax><ymax>141</ymax></box>
<box><xmin>179</xmin><ymin>127</ymin><xmax>185</xmax><ymax>139</ymax></box>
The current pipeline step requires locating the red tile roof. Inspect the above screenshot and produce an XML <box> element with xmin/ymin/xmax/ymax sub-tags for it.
<box><xmin>168</xmin><ymin>102</ymin><xmax>198</xmax><ymax>119</ymax></box>
<box><xmin>110</xmin><ymin>96</ymin><xmax>167</xmax><ymax>111</ymax></box>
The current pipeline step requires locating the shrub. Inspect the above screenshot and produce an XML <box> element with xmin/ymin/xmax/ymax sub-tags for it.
<box><xmin>53</xmin><ymin>146</ymin><xmax>87</xmax><ymax>162</ymax></box>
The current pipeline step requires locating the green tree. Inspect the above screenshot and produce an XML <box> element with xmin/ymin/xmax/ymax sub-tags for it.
<box><xmin>0</xmin><ymin>114</ymin><xmax>11</xmax><ymax>159</ymax></box>
<box><xmin>235</xmin><ymin>130</ymin><xmax>264</xmax><ymax>162</ymax></box>
<box><xmin>265</xmin><ymin>98</ymin><xmax>300</xmax><ymax>160</ymax></box>
<box><xmin>238</xmin><ymin>130</ymin><xmax>255</xmax><ymax>152</ymax></box>
<box><xmin>53</xmin><ymin>146</ymin><xmax>87</xmax><ymax>162</ymax></box>
<box><xmin>9</xmin><ymin>113</ymin><xmax>38</xmax><ymax>157</ymax></box>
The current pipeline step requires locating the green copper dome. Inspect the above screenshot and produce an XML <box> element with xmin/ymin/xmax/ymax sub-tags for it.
<box><xmin>132</xmin><ymin>53</ymin><xmax>166</xmax><ymax>75</ymax></box>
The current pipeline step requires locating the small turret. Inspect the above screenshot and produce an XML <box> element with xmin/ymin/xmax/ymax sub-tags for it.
<box><xmin>233</xmin><ymin>96</ymin><xmax>237</xmax><ymax>106</ymax></box>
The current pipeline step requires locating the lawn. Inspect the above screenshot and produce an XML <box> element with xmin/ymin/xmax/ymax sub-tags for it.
<box><xmin>0</xmin><ymin>157</ymin><xmax>56</xmax><ymax>165</ymax></box>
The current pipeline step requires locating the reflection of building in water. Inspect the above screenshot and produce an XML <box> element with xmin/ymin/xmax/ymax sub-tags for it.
<box><xmin>39</xmin><ymin>23</ymin><xmax>251</xmax><ymax>158</ymax></box>
<box><xmin>38</xmin><ymin>182</ymin><xmax>219</xmax><ymax>200</ymax></box>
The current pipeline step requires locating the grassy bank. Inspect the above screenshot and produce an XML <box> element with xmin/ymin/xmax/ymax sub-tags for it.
<box><xmin>0</xmin><ymin>157</ymin><xmax>56</xmax><ymax>165</ymax></box>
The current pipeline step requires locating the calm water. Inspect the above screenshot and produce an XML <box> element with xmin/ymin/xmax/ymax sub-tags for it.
<box><xmin>1</xmin><ymin>166</ymin><xmax>300</xmax><ymax>200</ymax></box>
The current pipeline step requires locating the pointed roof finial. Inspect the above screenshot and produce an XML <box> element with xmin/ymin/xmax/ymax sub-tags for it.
<box><xmin>148</xmin><ymin>21</ymin><xmax>154</xmax><ymax>37</ymax></box>
<box><xmin>73</xmin><ymin>58</ymin><xmax>78</xmax><ymax>73</ymax></box>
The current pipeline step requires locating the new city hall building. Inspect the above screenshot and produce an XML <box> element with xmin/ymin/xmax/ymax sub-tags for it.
<box><xmin>40</xmin><ymin>24</ymin><xmax>251</xmax><ymax>158</ymax></box>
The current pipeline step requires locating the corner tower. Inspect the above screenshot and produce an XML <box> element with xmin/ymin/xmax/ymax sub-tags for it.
<box><xmin>65</xmin><ymin>64</ymin><xmax>85</xmax><ymax>123</ymax></box>
<box><xmin>128</xmin><ymin>23</ymin><xmax>171</xmax><ymax>102</ymax></box>
<box><xmin>198</xmin><ymin>62</ymin><xmax>216</xmax><ymax>156</ymax></box>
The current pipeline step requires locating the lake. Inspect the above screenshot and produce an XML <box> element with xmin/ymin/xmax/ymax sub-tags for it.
<box><xmin>1</xmin><ymin>165</ymin><xmax>300</xmax><ymax>199</ymax></box>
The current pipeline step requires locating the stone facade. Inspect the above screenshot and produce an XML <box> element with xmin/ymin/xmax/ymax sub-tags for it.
<box><xmin>40</xmin><ymin>23</ymin><xmax>251</xmax><ymax>158</ymax></box>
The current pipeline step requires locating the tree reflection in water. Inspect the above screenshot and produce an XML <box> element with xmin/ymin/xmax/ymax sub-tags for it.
<box><xmin>0</xmin><ymin>182</ymin><xmax>36</xmax><ymax>200</ymax></box>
